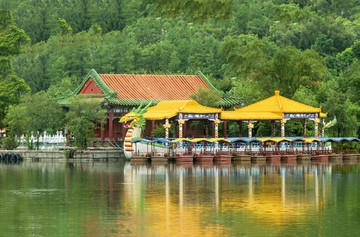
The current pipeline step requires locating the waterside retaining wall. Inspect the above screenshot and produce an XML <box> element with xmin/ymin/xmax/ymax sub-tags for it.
<box><xmin>0</xmin><ymin>149</ymin><xmax>124</xmax><ymax>162</ymax></box>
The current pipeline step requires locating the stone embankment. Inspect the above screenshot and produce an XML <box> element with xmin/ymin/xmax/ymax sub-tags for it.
<box><xmin>0</xmin><ymin>149</ymin><xmax>124</xmax><ymax>162</ymax></box>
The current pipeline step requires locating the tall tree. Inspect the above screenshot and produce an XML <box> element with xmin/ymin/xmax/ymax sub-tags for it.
<box><xmin>3</xmin><ymin>91</ymin><xmax>66</xmax><ymax>149</ymax></box>
<box><xmin>66</xmin><ymin>98</ymin><xmax>106</xmax><ymax>150</ymax></box>
<box><xmin>0</xmin><ymin>9</ymin><xmax>30</xmax><ymax>125</ymax></box>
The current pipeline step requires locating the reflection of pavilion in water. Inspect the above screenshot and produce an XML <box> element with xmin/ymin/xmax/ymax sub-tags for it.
<box><xmin>119</xmin><ymin>163</ymin><xmax>333</xmax><ymax>235</ymax></box>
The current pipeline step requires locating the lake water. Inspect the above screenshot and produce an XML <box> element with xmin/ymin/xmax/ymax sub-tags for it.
<box><xmin>0</xmin><ymin>160</ymin><xmax>359</xmax><ymax>236</ymax></box>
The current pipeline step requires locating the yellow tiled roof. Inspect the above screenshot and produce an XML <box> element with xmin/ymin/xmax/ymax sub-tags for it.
<box><xmin>221</xmin><ymin>111</ymin><xmax>283</xmax><ymax>120</ymax></box>
<box><xmin>171</xmin><ymin>138</ymin><xmax>193</xmax><ymax>143</ymax></box>
<box><xmin>207</xmin><ymin>138</ymin><xmax>231</xmax><ymax>143</ymax></box>
<box><xmin>144</xmin><ymin>100</ymin><xmax>221</xmax><ymax>120</ymax></box>
<box><xmin>221</xmin><ymin>91</ymin><xmax>324</xmax><ymax>120</ymax></box>
<box><xmin>320</xmin><ymin>112</ymin><xmax>328</xmax><ymax>118</ymax></box>
<box><xmin>257</xmin><ymin>138</ymin><xmax>292</xmax><ymax>143</ymax></box>
<box><xmin>303</xmin><ymin>138</ymin><xmax>321</xmax><ymax>143</ymax></box>
<box><xmin>237</xmin><ymin>91</ymin><xmax>321</xmax><ymax>113</ymax></box>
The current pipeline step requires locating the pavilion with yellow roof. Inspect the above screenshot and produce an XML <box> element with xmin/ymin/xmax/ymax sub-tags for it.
<box><xmin>142</xmin><ymin>100</ymin><xmax>222</xmax><ymax>140</ymax></box>
<box><xmin>139</xmin><ymin>91</ymin><xmax>328</xmax><ymax>140</ymax></box>
<box><xmin>221</xmin><ymin>91</ymin><xmax>327</xmax><ymax>138</ymax></box>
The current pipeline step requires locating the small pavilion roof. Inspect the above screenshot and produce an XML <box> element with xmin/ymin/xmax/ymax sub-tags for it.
<box><xmin>303</xmin><ymin>138</ymin><xmax>321</xmax><ymax>143</ymax></box>
<box><xmin>227</xmin><ymin>137</ymin><xmax>257</xmax><ymax>143</ymax></box>
<box><xmin>207</xmin><ymin>138</ymin><xmax>231</xmax><ymax>143</ymax></box>
<box><xmin>257</xmin><ymin>137</ymin><xmax>292</xmax><ymax>143</ymax></box>
<box><xmin>131</xmin><ymin>138</ymin><xmax>156</xmax><ymax>143</ymax></box>
<box><xmin>220</xmin><ymin>91</ymin><xmax>325</xmax><ymax>120</ymax></box>
<box><xmin>144</xmin><ymin>100</ymin><xmax>221</xmax><ymax>120</ymax></box>
<box><xmin>319</xmin><ymin>137</ymin><xmax>360</xmax><ymax>143</ymax></box>
<box><xmin>221</xmin><ymin>111</ymin><xmax>283</xmax><ymax>120</ymax></box>
<box><xmin>171</xmin><ymin>138</ymin><xmax>193</xmax><ymax>143</ymax></box>
<box><xmin>191</xmin><ymin>138</ymin><xmax>212</xmax><ymax>143</ymax></box>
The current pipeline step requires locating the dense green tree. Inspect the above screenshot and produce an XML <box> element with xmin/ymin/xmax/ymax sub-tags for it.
<box><xmin>0</xmin><ymin>75</ymin><xmax>30</xmax><ymax>125</ymax></box>
<box><xmin>152</xmin><ymin>0</ymin><xmax>233</xmax><ymax>21</ymax></box>
<box><xmin>57</xmin><ymin>18</ymin><xmax>72</xmax><ymax>34</ymax></box>
<box><xmin>3</xmin><ymin>0</ymin><xmax>360</xmax><ymax>137</ymax></box>
<box><xmin>0</xmin><ymin>9</ymin><xmax>30</xmax><ymax>79</ymax></box>
<box><xmin>189</xmin><ymin>87</ymin><xmax>222</xmax><ymax>108</ymax></box>
<box><xmin>66</xmin><ymin>98</ymin><xmax>106</xmax><ymax>150</ymax></box>
<box><xmin>312</xmin><ymin>34</ymin><xmax>336</xmax><ymax>56</ymax></box>
<box><xmin>3</xmin><ymin>91</ymin><xmax>66</xmax><ymax>149</ymax></box>
<box><xmin>0</xmin><ymin>9</ymin><xmax>31</xmax><ymax>126</ymax></box>
<box><xmin>268</xmin><ymin>46</ymin><xmax>327</xmax><ymax>98</ymax></box>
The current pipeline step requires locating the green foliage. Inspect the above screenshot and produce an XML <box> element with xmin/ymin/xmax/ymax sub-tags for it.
<box><xmin>312</xmin><ymin>34</ymin><xmax>336</xmax><ymax>56</ymax></box>
<box><xmin>66</xmin><ymin>97</ymin><xmax>106</xmax><ymax>150</ymax></box>
<box><xmin>152</xmin><ymin>0</ymin><xmax>233</xmax><ymax>21</ymax></box>
<box><xmin>4</xmin><ymin>91</ymin><xmax>66</xmax><ymax>149</ymax></box>
<box><xmin>227</xmin><ymin>121</ymin><xmax>239</xmax><ymax>137</ymax></box>
<box><xmin>63</xmin><ymin>148</ymin><xmax>70</xmax><ymax>158</ymax></box>
<box><xmin>89</xmin><ymin>23</ymin><xmax>102</xmax><ymax>35</ymax></box>
<box><xmin>151</xmin><ymin>124</ymin><xmax>165</xmax><ymax>138</ymax></box>
<box><xmin>0</xmin><ymin>75</ymin><xmax>30</xmax><ymax>126</ymax></box>
<box><xmin>0</xmin><ymin>9</ymin><xmax>30</xmax><ymax>128</ymax></box>
<box><xmin>58</xmin><ymin>18</ymin><xmax>72</xmax><ymax>34</ymax></box>
<box><xmin>46</xmin><ymin>76</ymin><xmax>79</xmax><ymax>99</ymax></box>
<box><xmin>1</xmin><ymin>135</ymin><xmax>19</xmax><ymax>150</ymax></box>
<box><xmin>3</xmin><ymin>1</ymin><xmax>360</xmax><ymax>137</ymax></box>
<box><xmin>24</xmin><ymin>135</ymin><xmax>34</xmax><ymax>150</ymax></box>
<box><xmin>189</xmin><ymin>87</ymin><xmax>222</xmax><ymax>107</ymax></box>
<box><xmin>3</xmin><ymin>104</ymin><xmax>26</xmax><ymax>137</ymax></box>
<box><xmin>336</xmin><ymin>47</ymin><xmax>355</xmax><ymax>70</ymax></box>
<box><xmin>0</xmin><ymin>9</ymin><xmax>30</xmax><ymax>58</ymax></box>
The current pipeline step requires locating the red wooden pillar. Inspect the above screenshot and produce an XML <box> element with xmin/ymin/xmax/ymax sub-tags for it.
<box><xmin>151</xmin><ymin>120</ymin><xmax>155</xmax><ymax>138</ymax></box>
<box><xmin>100</xmin><ymin>123</ymin><xmax>105</xmax><ymax>147</ymax></box>
<box><xmin>121</xmin><ymin>112</ymin><xmax>126</xmax><ymax>142</ymax></box>
<box><xmin>183</xmin><ymin>121</ymin><xmax>187</xmax><ymax>138</ymax></box>
<box><xmin>109</xmin><ymin>111</ymin><xmax>114</xmax><ymax>147</ymax></box>
<box><xmin>223</xmin><ymin>121</ymin><xmax>227</xmax><ymax>137</ymax></box>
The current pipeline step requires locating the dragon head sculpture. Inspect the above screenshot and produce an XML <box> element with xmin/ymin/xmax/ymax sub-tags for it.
<box><xmin>120</xmin><ymin>101</ymin><xmax>153</xmax><ymax>130</ymax></box>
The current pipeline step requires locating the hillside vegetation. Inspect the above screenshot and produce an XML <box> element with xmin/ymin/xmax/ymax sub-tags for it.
<box><xmin>2</xmin><ymin>0</ymin><xmax>360</xmax><ymax>137</ymax></box>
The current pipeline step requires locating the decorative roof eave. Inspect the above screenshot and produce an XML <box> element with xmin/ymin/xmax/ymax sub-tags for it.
<box><xmin>143</xmin><ymin>100</ymin><xmax>221</xmax><ymax>120</ymax></box>
<box><xmin>216</xmin><ymin>97</ymin><xmax>243</xmax><ymax>107</ymax></box>
<box><xmin>196</xmin><ymin>71</ymin><xmax>219</xmax><ymax>93</ymax></box>
<box><xmin>220</xmin><ymin>111</ymin><xmax>283</xmax><ymax>120</ymax></box>
<box><xmin>105</xmin><ymin>98</ymin><xmax>161</xmax><ymax>106</ymax></box>
<box><xmin>71</xmin><ymin>69</ymin><xmax>116</xmax><ymax>97</ymax></box>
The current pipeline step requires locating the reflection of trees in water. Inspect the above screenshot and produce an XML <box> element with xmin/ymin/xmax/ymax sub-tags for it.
<box><xmin>1</xmin><ymin>161</ymin><xmax>358</xmax><ymax>236</ymax></box>
<box><xmin>121</xmin><ymin>162</ymin><xmax>360</xmax><ymax>235</ymax></box>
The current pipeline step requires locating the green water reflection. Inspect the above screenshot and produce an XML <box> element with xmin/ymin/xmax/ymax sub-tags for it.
<box><xmin>0</xmin><ymin>161</ymin><xmax>359</xmax><ymax>236</ymax></box>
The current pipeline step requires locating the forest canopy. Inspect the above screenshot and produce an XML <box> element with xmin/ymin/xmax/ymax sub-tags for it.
<box><xmin>1</xmin><ymin>0</ymin><xmax>360</xmax><ymax>137</ymax></box>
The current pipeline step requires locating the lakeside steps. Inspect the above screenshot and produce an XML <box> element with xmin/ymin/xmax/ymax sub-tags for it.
<box><xmin>129</xmin><ymin>137</ymin><xmax>360</xmax><ymax>164</ymax></box>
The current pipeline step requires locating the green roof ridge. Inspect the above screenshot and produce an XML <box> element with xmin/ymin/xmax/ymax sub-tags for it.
<box><xmin>196</xmin><ymin>71</ymin><xmax>220</xmax><ymax>93</ymax></box>
<box><xmin>105</xmin><ymin>98</ymin><xmax>161</xmax><ymax>106</ymax></box>
<box><xmin>72</xmin><ymin>69</ymin><xmax>115</xmax><ymax>97</ymax></box>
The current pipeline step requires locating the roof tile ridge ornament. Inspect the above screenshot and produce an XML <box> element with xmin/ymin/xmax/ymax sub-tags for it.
<box><xmin>72</xmin><ymin>69</ymin><xmax>114</xmax><ymax>97</ymax></box>
<box><xmin>275</xmin><ymin>90</ymin><xmax>283</xmax><ymax>111</ymax></box>
<box><xmin>110</xmin><ymin>90</ymin><xmax>118</xmax><ymax>98</ymax></box>
<box><xmin>196</xmin><ymin>70</ymin><xmax>219</xmax><ymax>93</ymax></box>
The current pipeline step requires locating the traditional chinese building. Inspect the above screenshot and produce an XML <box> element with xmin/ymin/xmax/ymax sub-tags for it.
<box><xmin>72</xmin><ymin>69</ymin><xmax>240</xmax><ymax>146</ymax></box>
<box><xmin>221</xmin><ymin>91</ymin><xmax>328</xmax><ymax>138</ymax></box>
